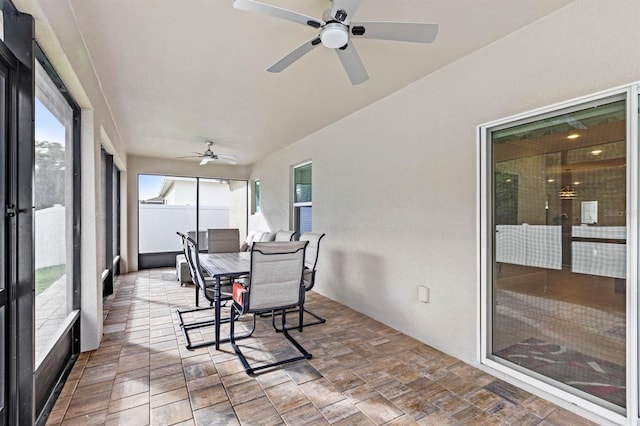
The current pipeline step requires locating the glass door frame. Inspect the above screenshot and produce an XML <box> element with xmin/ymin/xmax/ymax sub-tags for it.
<box><xmin>478</xmin><ymin>82</ymin><xmax>639</xmax><ymax>425</ymax></box>
<box><xmin>0</xmin><ymin>3</ymin><xmax>36</xmax><ymax>424</ymax></box>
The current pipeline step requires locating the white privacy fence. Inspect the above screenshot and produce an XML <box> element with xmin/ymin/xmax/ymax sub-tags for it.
<box><xmin>35</xmin><ymin>205</ymin><xmax>66</xmax><ymax>269</ymax></box>
<box><xmin>139</xmin><ymin>204</ymin><xmax>230</xmax><ymax>253</ymax></box>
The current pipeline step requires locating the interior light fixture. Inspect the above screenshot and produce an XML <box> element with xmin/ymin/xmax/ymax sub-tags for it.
<box><xmin>591</xmin><ymin>149</ymin><xmax>603</xmax><ymax>156</ymax></box>
<box><xmin>559</xmin><ymin>169</ymin><xmax>577</xmax><ymax>199</ymax></box>
<box><xmin>547</xmin><ymin>178</ymin><xmax>555</xmax><ymax>183</ymax></box>
<box><xmin>567</xmin><ymin>134</ymin><xmax>580</xmax><ymax>140</ymax></box>
<box><xmin>573</xmin><ymin>181</ymin><xmax>581</xmax><ymax>185</ymax></box>
<box><xmin>559</xmin><ymin>185</ymin><xmax>577</xmax><ymax>199</ymax></box>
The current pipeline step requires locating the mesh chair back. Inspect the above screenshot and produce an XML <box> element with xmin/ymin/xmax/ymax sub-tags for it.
<box><xmin>208</xmin><ymin>228</ymin><xmax>240</xmax><ymax>253</ymax></box>
<box><xmin>299</xmin><ymin>232</ymin><xmax>325</xmax><ymax>291</ymax></box>
<box><xmin>247</xmin><ymin>241</ymin><xmax>308</xmax><ymax>311</ymax></box>
<box><xmin>187</xmin><ymin>230</ymin><xmax>208</xmax><ymax>251</ymax></box>
<box><xmin>185</xmin><ymin>236</ymin><xmax>207</xmax><ymax>292</ymax></box>
<box><xmin>299</xmin><ymin>232</ymin><xmax>325</xmax><ymax>271</ymax></box>
<box><xmin>274</xmin><ymin>230</ymin><xmax>297</xmax><ymax>242</ymax></box>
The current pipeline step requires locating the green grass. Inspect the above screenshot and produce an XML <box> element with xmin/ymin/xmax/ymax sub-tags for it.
<box><xmin>35</xmin><ymin>264</ymin><xmax>66</xmax><ymax>296</ymax></box>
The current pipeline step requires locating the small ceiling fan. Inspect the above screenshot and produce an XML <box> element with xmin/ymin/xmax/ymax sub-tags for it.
<box><xmin>181</xmin><ymin>141</ymin><xmax>238</xmax><ymax>165</ymax></box>
<box><xmin>233</xmin><ymin>0</ymin><xmax>438</xmax><ymax>85</ymax></box>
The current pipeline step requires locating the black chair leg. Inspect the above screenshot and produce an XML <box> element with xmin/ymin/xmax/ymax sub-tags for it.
<box><xmin>233</xmin><ymin>308</ymin><xmax>312</xmax><ymax>375</ymax></box>
<box><xmin>230</xmin><ymin>305</ymin><xmax>253</xmax><ymax>372</ymax></box>
<box><xmin>298</xmin><ymin>303</ymin><xmax>303</xmax><ymax>332</ymax></box>
<box><xmin>301</xmin><ymin>307</ymin><xmax>326</xmax><ymax>327</ymax></box>
<box><xmin>271</xmin><ymin>306</ymin><xmax>326</xmax><ymax>332</ymax></box>
<box><xmin>177</xmin><ymin>305</ymin><xmax>255</xmax><ymax>350</ymax></box>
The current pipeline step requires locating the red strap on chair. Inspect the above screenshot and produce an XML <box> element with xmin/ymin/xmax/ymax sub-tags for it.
<box><xmin>232</xmin><ymin>282</ymin><xmax>246</xmax><ymax>305</ymax></box>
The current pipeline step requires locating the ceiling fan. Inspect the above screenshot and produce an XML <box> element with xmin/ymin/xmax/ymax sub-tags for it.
<box><xmin>233</xmin><ymin>0</ymin><xmax>438</xmax><ymax>85</ymax></box>
<box><xmin>181</xmin><ymin>141</ymin><xmax>238</xmax><ymax>165</ymax></box>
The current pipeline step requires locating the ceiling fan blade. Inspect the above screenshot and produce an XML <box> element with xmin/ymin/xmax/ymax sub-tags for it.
<box><xmin>220</xmin><ymin>158</ymin><xmax>238</xmax><ymax>165</ymax></box>
<box><xmin>350</xmin><ymin>22</ymin><xmax>439</xmax><ymax>44</ymax></box>
<box><xmin>233</xmin><ymin>0</ymin><xmax>325</xmax><ymax>28</ymax></box>
<box><xmin>335</xmin><ymin>43</ymin><xmax>368</xmax><ymax>85</ymax></box>
<box><xmin>199</xmin><ymin>157</ymin><xmax>210</xmax><ymax>166</ymax></box>
<box><xmin>268</xmin><ymin>37</ymin><xmax>321</xmax><ymax>73</ymax></box>
<box><xmin>217</xmin><ymin>154</ymin><xmax>238</xmax><ymax>161</ymax></box>
<box><xmin>330</xmin><ymin>0</ymin><xmax>361</xmax><ymax>25</ymax></box>
<box><xmin>176</xmin><ymin>155</ymin><xmax>203</xmax><ymax>159</ymax></box>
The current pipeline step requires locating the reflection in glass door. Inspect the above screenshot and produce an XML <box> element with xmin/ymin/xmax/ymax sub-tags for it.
<box><xmin>489</xmin><ymin>97</ymin><xmax>627</xmax><ymax>411</ymax></box>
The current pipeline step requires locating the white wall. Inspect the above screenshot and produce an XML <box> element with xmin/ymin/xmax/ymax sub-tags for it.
<box><xmin>249</xmin><ymin>1</ymin><xmax>640</xmax><ymax>363</ymax></box>
<box><xmin>34</xmin><ymin>206</ymin><xmax>66</xmax><ymax>268</ymax></box>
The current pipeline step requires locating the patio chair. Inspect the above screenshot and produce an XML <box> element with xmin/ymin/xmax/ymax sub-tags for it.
<box><xmin>298</xmin><ymin>232</ymin><xmax>327</xmax><ymax>326</ymax></box>
<box><xmin>230</xmin><ymin>241</ymin><xmax>311</xmax><ymax>374</ymax></box>
<box><xmin>176</xmin><ymin>231</ymin><xmax>193</xmax><ymax>286</ymax></box>
<box><xmin>177</xmin><ymin>231</ymin><xmax>209</xmax><ymax>306</ymax></box>
<box><xmin>208</xmin><ymin>228</ymin><xmax>240</xmax><ymax>253</ymax></box>
<box><xmin>271</xmin><ymin>232</ymin><xmax>326</xmax><ymax>331</ymax></box>
<box><xmin>176</xmin><ymin>233</ymin><xmax>254</xmax><ymax>350</ymax></box>
<box><xmin>274</xmin><ymin>230</ymin><xmax>297</xmax><ymax>241</ymax></box>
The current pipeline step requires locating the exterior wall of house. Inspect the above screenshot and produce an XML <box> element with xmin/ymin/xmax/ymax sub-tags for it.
<box><xmin>249</xmin><ymin>0</ymin><xmax>640</xmax><ymax>367</ymax></box>
<box><xmin>162</xmin><ymin>179</ymin><xmax>232</xmax><ymax>206</ymax></box>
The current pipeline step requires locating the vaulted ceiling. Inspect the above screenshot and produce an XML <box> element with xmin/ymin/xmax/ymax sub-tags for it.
<box><xmin>19</xmin><ymin>0</ymin><xmax>574</xmax><ymax>165</ymax></box>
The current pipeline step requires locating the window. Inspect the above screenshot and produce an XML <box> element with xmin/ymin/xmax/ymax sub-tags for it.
<box><xmin>34</xmin><ymin>57</ymin><xmax>79</xmax><ymax>369</ymax></box>
<box><xmin>101</xmin><ymin>148</ymin><xmax>120</xmax><ymax>294</ymax></box>
<box><xmin>254</xmin><ymin>179</ymin><xmax>260</xmax><ymax>213</ymax></box>
<box><xmin>33</xmin><ymin>42</ymin><xmax>81</xmax><ymax>420</ymax></box>
<box><xmin>293</xmin><ymin>162</ymin><xmax>312</xmax><ymax>235</ymax></box>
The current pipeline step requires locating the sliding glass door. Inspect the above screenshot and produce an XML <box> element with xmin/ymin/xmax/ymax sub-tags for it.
<box><xmin>483</xmin><ymin>93</ymin><xmax>628</xmax><ymax>414</ymax></box>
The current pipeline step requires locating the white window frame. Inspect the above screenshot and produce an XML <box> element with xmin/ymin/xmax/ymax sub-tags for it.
<box><xmin>292</xmin><ymin>160</ymin><xmax>312</xmax><ymax>235</ymax></box>
<box><xmin>478</xmin><ymin>82</ymin><xmax>639</xmax><ymax>425</ymax></box>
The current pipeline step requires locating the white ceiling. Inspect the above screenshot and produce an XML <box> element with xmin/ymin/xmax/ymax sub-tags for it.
<box><xmin>59</xmin><ymin>0</ymin><xmax>573</xmax><ymax>165</ymax></box>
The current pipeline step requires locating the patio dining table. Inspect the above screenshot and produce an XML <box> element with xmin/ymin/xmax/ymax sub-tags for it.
<box><xmin>198</xmin><ymin>251</ymin><xmax>250</xmax><ymax>350</ymax></box>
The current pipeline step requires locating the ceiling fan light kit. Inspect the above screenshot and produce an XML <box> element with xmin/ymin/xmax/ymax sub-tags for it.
<box><xmin>320</xmin><ymin>23</ymin><xmax>349</xmax><ymax>48</ymax></box>
<box><xmin>233</xmin><ymin>0</ymin><xmax>438</xmax><ymax>85</ymax></box>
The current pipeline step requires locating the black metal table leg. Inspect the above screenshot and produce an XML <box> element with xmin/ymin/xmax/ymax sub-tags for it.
<box><xmin>214</xmin><ymin>276</ymin><xmax>221</xmax><ymax>350</ymax></box>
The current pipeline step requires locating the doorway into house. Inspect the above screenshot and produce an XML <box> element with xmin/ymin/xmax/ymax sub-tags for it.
<box><xmin>485</xmin><ymin>94</ymin><xmax>628</xmax><ymax>414</ymax></box>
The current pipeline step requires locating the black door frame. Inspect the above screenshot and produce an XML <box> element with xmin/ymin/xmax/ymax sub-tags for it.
<box><xmin>1</xmin><ymin>3</ymin><xmax>35</xmax><ymax>425</ymax></box>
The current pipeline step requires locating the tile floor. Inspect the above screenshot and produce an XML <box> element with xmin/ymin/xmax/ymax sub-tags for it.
<box><xmin>494</xmin><ymin>264</ymin><xmax>625</xmax><ymax>365</ymax></box>
<box><xmin>45</xmin><ymin>268</ymin><xmax>599</xmax><ymax>425</ymax></box>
